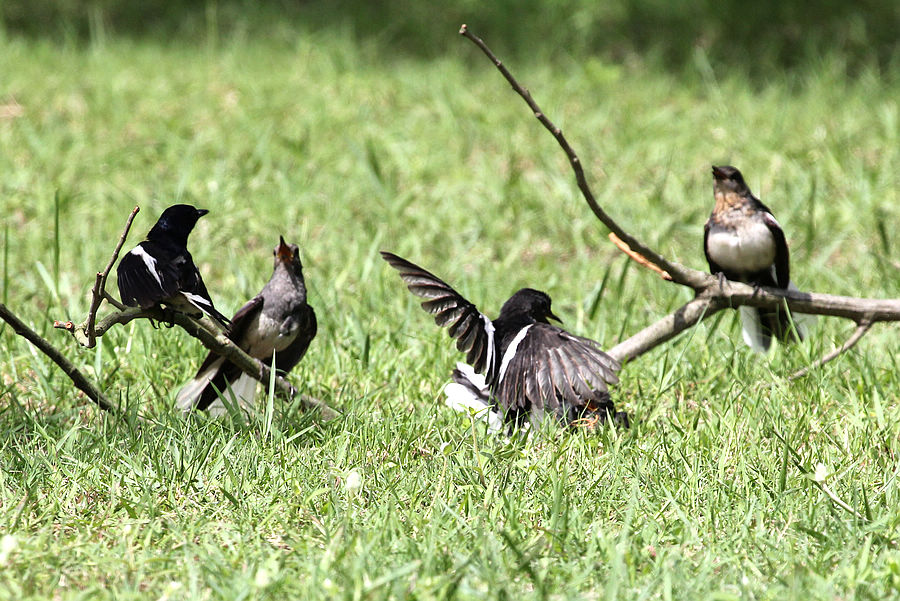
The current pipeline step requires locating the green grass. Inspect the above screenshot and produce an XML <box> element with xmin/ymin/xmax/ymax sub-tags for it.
<box><xmin>2</xmin><ymin>9</ymin><xmax>900</xmax><ymax>600</ymax></box>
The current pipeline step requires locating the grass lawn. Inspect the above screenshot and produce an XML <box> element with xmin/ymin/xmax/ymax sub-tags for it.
<box><xmin>2</xmin><ymin>5</ymin><xmax>900</xmax><ymax>599</ymax></box>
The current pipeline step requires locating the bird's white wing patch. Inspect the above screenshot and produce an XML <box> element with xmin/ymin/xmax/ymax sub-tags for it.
<box><xmin>178</xmin><ymin>292</ymin><xmax>218</xmax><ymax>320</ymax></box>
<box><xmin>481</xmin><ymin>315</ymin><xmax>495</xmax><ymax>378</ymax></box>
<box><xmin>130</xmin><ymin>246</ymin><xmax>163</xmax><ymax>287</ymax></box>
<box><xmin>443</xmin><ymin>363</ymin><xmax>502</xmax><ymax>434</ymax></box>
<box><xmin>497</xmin><ymin>324</ymin><xmax>532</xmax><ymax>384</ymax></box>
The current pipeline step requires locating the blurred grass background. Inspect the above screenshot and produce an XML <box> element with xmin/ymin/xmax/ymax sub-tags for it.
<box><xmin>1</xmin><ymin>1</ymin><xmax>900</xmax><ymax>599</ymax></box>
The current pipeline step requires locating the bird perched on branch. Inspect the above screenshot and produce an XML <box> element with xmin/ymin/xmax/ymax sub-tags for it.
<box><xmin>117</xmin><ymin>204</ymin><xmax>230</xmax><ymax>328</ymax></box>
<box><xmin>381</xmin><ymin>251</ymin><xmax>627</xmax><ymax>431</ymax></box>
<box><xmin>704</xmin><ymin>165</ymin><xmax>810</xmax><ymax>351</ymax></box>
<box><xmin>176</xmin><ymin>237</ymin><xmax>317</xmax><ymax>416</ymax></box>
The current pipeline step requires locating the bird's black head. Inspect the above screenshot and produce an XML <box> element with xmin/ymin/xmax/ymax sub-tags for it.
<box><xmin>274</xmin><ymin>235</ymin><xmax>303</xmax><ymax>274</ymax></box>
<box><xmin>499</xmin><ymin>288</ymin><xmax>561</xmax><ymax>324</ymax></box>
<box><xmin>711</xmin><ymin>165</ymin><xmax>751</xmax><ymax>196</ymax></box>
<box><xmin>147</xmin><ymin>204</ymin><xmax>208</xmax><ymax>246</ymax></box>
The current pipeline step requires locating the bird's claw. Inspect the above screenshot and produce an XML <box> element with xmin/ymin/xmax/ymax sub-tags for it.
<box><xmin>716</xmin><ymin>271</ymin><xmax>727</xmax><ymax>293</ymax></box>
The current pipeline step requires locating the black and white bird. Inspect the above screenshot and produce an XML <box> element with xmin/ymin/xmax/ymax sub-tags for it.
<box><xmin>176</xmin><ymin>237</ymin><xmax>317</xmax><ymax>416</ymax></box>
<box><xmin>381</xmin><ymin>251</ymin><xmax>627</xmax><ymax>431</ymax></box>
<box><xmin>704</xmin><ymin>165</ymin><xmax>810</xmax><ymax>351</ymax></box>
<box><xmin>117</xmin><ymin>204</ymin><xmax>230</xmax><ymax>328</ymax></box>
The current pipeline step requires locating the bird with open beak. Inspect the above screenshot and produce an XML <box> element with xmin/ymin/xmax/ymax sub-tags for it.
<box><xmin>176</xmin><ymin>236</ymin><xmax>317</xmax><ymax>416</ymax></box>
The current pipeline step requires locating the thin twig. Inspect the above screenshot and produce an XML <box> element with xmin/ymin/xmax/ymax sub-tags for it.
<box><xmin>609</xmin><ymin>233</ymin><xmax>671</xmax><ymax>280</ymax></box>
<box><xmin>459</xmin><ymin>24</ymin><xmax>707</xmax><ymax>289</ymax></box>
<box><xmin>86</xmin><ymin>206</ymin><xmax>139</xmax><ymax>345</ymax></box>
<box><xmin>1</xmin><ymin>303</ymin><xmax>117</xmax><ymax>413</ymax></box>
<box><xmin>102</xmin><ymin>291</ymin><xmax>127</xmax><ymax>311</ymax></box>
<box><xmin>789</xmin><ymin>320</ymin><xmax>873</xmax><ymax>380</ymax></box>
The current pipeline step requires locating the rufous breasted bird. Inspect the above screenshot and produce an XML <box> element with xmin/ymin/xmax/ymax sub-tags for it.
<box><xmin>704</xmin><ymin>165</ymin><xmax>810</xmax><ymax>351</ymax></box>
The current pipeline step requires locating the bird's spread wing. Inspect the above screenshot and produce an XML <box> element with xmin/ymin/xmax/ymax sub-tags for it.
<box><xmin>275</xmin><ymin>305</ymin><xmax>317</xmax><ymax>373</ymax></box>
<box><xmin>494</xmin><ymin>323</ymin><xmax>620</xmax><ymax>418</ymax></box>
<box><xmin>381</xmin><ymin>251</ymin><xmax>494</xmax><ymax>376</ymax></box>
<box><xmin>116</xmin><ymin>244</ymin><xmax>182</xmax><ymax>308</ymax></box>
<box><xmin>760</xmin><ymin>212</ymin><xmax>790</xmax><ymax>288</ymax></box>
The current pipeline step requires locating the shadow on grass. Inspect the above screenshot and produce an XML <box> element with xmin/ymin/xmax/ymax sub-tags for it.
<box><xmin>2</xmin><ymin>0</ymin><xmax>898</xmax><ymax>77</ymax></box>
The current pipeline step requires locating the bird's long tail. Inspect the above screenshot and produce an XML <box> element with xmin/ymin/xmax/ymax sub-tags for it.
<box><xmin>175</xmin><ymin>356</ymin><xmax>225</xmax><ymax>412</ymax></box>
<box><xmin>179</xmin><ymin>292</ymin><xmax>231</xmax><ymax>329</ymax></box>
<box><xmin>175</xmin><ymin>358</ymin><xmax>258</xmax><ymax>416</ymax></box>
<box><xmin>739</xmin><ymin>282</ymin><xmax>815</xmax><ymax>352</ymax></box>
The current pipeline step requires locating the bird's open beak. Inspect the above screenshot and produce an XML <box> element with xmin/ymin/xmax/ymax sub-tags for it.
<box><xmin>711</xmin><ymin>165</ymin><xmax>726</xmax><ymax>180</ymax></box>
<box><xmin>276</xmin><ymin>235</ymin><xmax>293</xmax><ymax>262</ymax></box>
<box><xmin>548</xmin><ymin>310</ymin><xmax>563</xmax><ymax>324</ymax></box>
<box><xmin>196</xmin><ymin>208</ymin><xmax>209</xmax><ymax>217</ymax></box>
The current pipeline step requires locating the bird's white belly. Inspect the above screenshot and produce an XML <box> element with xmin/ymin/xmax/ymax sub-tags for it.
<box><xmin>245</xmin><ymin>313</ymin><xmax>296</xmax><ymax>357</ymax></box>
<box><xmin>707</xmin><ymin>223</ymin><xmax>776</xmax><ymax>273</ymax></box>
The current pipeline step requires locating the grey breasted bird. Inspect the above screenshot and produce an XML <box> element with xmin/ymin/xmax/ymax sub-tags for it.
<box><xmin>176</xmin><ymin>237</ymin><xmax>317</xmax><ymax>416</ymax></box>
<box><xmin>704</xmin><ymin>165</ymin><xmax>809</xmax><ymax>351</ymax></box>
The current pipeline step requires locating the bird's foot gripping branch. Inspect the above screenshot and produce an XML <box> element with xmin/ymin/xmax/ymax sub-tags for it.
<box><xmin>459</xmin><ymin>23</ymin><xmax>900</xmax><ymax>376</ymax></box>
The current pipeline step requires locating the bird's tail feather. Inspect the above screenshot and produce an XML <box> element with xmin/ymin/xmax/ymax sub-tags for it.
<box><xmin>205</xmin><ymin>374</ymin><xmax>258</xmax><ymax>418</ymax></box>
<box><xmin>175</xmin><ymin>356</ymin><xmax>225</xmax><ymax>412</ymax></box>
<box><xmin>740</xmin><ymin>281</ymin><xmax>815</xmax><ymax>352</ymax></box>
<box><xmin>740</xmin><ymin>306</ymin><xmax>770</xmax><ymax>352</ymax></box>
<box><xmin>179</xmin><ymin>292</ymin><xmax>231</xmax><ymax>329</ymax></box>
<box><xmin>443</xmin><ymin>363</ymin><xmax>503</xmax><ymax>434</ymax></box>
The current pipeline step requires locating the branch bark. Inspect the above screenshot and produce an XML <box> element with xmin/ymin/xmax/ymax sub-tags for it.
<box><xmin>460</xmin><ymin>24</ymin><xmax>900</xmax><ymax>367</ymax></box>
<box><xmin>789</xmin><ymin>320</ymin><xmax>873</xmax><ymax>380</ymax></box>
<box><xmin>0</xmin><ymin>303</ymin><xmax>117</xmax><ymax>413</ymax></box>
<box><xmin>85</xmin><ymin>206</ymin><xmax>139</xmax><ymax>346</ymax></box>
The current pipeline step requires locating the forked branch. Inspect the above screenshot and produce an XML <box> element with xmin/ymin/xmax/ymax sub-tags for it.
<box><xmin>460</xmin><ymin>24</ymin><xmax>900</xmax><ymax>369</ymax></box>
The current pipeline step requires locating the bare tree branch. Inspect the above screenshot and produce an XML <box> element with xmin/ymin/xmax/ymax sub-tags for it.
<box><xmin>55</xmin><ymin>302</ymin><xmax>338</xmax><ymax>419</ymax></box>
<box><xmin>0</xmin><ymin>302</ymin><xmax>117</xmax><ymax>413</ymax></box>
<box><xmin>460</xmin><ymin>24</ymin><xmax>900</xmax><ymax>367</ymax></box>
<box><xmin>86</xmin><ymin>206</ymin><xmax>139</xmax><ymax>346</ymax></box>
<box><xmin>608</xmin><ymin>233</ymin><xmax>671</xmax><ymax>280</ymax></box>
<box><xmin>459</xmin><ymin>24</ymin><xmax>708</xmax><ymax>290</ymax></box>
<box><xmin>607</xmin><ymin>297</ymin><xmax>720</xmax><ymax>362</ymax></box>
<box><xmin>789</xmin><ymin>320</ymin><xmax>873</xmax><ymax>380</ymax></box>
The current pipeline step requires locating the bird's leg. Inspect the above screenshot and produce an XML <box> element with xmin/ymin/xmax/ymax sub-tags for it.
<box><xmin>716</xmin><ymin>271</ymin><xmax>727</xmax><ymax>293</ymax></box>
<box><xmin>159</xmin><ymin>306</ymin><xmax>177</xmax><ymax>329</ymax></box>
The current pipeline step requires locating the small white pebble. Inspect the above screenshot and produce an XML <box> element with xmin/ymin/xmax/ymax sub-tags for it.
<box><xmin>255</xmin><ymin>568</ymin><xmax>271</xmax><ymax>588</ymax></box>
<box><xmin>345</xmin><ymin>469</ymin><xmax>362</xmax><ymax>492</ymax></box>
<box><xmin>0</xmin><ymin>534</ymin><xmax>17</xmax><ymax>563</ymax></box>
<box><xmin>814</xmin><ymin>462</ymin><xmax>828</xmax><ymax>483</ymax></box>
